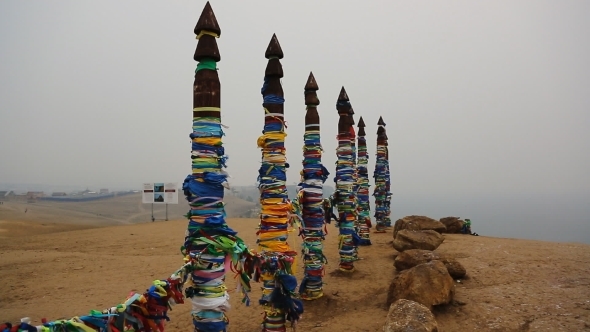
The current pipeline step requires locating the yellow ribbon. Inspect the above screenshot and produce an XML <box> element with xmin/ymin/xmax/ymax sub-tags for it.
<box><xmin>193</xmin><ymin>137</ymin><xmax>222</xmax><ymax>145</ymax></box>
<box><xmin>261</xmin><ymin>198</ymin><xmax>285</xmax><ymax>205</ymax></box>
<box><xmin>67</xmin><ymin>317</ymin><xmax>96</xmax><ymax>332</ymax></box>
<box><xmin>193</xmin><ymin>107</ymin><xmax>221</xmax><ymax>112</ymax></box>
<box><xmin>257</xmin><ymin>132</ymin><xmax>287</xmax><ymax>148</ymax></box>
<box><xmin>258</xmin><ymin>240</ymin><xmax>292</xmax><ymax>252</ymax></box>
<box><xmin>258</xmin><ymin>231</ymin><xmax>289</xmax><ymax>240</ymax></box>
<box><xmin>196</xmin><ymin>30</ymin><xmax>220</xmax><ymax>39</ymax></box>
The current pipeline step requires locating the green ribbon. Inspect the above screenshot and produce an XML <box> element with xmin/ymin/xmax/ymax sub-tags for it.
<box><xmin>196</xmin><ymin>58</ymin><xmax>217</xmax><ymax>72</ymax></box>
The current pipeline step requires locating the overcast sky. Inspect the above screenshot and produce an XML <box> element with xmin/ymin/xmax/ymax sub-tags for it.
<box><xmin>1</xmin><ymin>1</ymin><xmax>589</xmax><ymax>201</ymax></box>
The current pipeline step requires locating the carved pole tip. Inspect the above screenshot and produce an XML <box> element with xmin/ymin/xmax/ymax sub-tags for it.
<box><xmin>305</xmin><ymin>72</ymin><xmax>319</xmax><ymax>91</ymax></box>
<box><xmin>337</xmin><ymin>86</ymin><xmax>349</xmax><ymax>102</ymax></box>
<box><xmin>265</xmin><ymin>33</ymin><xmax>284</xmax><ymax>59</ymax></box>
<box><xmin>358</xmin><ymin>116</ymin><xmax>366</xmax><ymax>128</ymax></box>
<box><xmin>194</xmin><ymin>1</ymin><xmax>221</xmax><ymax>36</ymax></box>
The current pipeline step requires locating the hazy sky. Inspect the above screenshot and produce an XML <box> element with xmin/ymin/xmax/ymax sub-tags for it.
<box><xmin>1</xmin><ymin>1</ymin><xmax>589</xmax><ymax>201</ymax></box>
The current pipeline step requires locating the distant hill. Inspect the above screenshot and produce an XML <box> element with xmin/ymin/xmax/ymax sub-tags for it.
<box><xmin>0</xmin><ymin>192</ymin><xmax>256</xmax><ymax>225</ymax></box>
<box><xmin>231</xmin><ymin>185</ymin><xmax>335</xmax><ymax>201</ymax></box>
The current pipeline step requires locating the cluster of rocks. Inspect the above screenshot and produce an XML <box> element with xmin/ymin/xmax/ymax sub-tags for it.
<box><xmin>439</xmin><ymin>216</ymin><xmax>464</xmax><ymax>234</ymax></box>
<box><xmin>384</xmin><ymin>216</ymin><xmax>468</xmax><ymax>332</ymax></box>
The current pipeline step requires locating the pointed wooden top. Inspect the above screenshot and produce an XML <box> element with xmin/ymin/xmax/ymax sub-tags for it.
<box><xmin>337</xmin><ymin>86</ymin><xmax>349</xmax><ymax>102</ymax></box>
<box><xmin>194</xmin><ymin>2</ymin><xmax>221</xmax><ymax>36</ymax></box>
<box><xmin>358</xmin><ymin>116</ymin><xmax>366</xmax><ymax>128</ymax></box>
<box><xmin>265</xmin><ymin>34</ymin><xmax>284</xmax><ymax>59</ymax></box>
<box><xmin>358</xmin><ymin>118</ymin><xmax>366</xmax><ymax>136</ymax></box>
<box><xmin>305</xmin><ymin>72</ymin><xmax>318</xmax><ymax>91</ymax></box>
<box><xmin>348</xmin><ymin>104</ymin><xmax>355</xmax><ymax>125</ymax></box>
<box><xmin>377</xmin><ymin>116</ymin><xmax>387</xmax><ymax>140</ymax></box>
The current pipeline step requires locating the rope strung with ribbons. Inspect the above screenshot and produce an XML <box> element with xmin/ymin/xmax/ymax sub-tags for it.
<box><xmin>0</xmin><ymin>264</ymin><xmax>192</xmax><ymax>332</ymax></box>
<box><xmin>356</xmin><ymin>129</ymin><xmax>372</xmax><ymax>245</ymax></box>
<box><xmin>373</xmin><ymin>119</ymin><xmax>391</xmax><ymax>232</ymax></box>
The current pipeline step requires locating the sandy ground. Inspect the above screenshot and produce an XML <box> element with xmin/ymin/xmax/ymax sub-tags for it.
<box><xmin>1</xmin><ymin>205</ymin><xmax>590</xmax><ymax>331</ymax></box>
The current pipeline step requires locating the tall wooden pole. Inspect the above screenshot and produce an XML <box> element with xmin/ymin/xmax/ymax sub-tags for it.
<box><xmin>382</xmin><ymin>117</ymin><xmax>392</xmax><ymax>227</ymax></box>
<box><xmin>373</xmin><ymin>116</ymin><xmax>392</xmax><ymax>231</ymax></box>
<box><xmin>256</xmin><ymin>34</ymin><xmax>303</xmax><ymax>331</ymax></box>
<box><xmin>298</xmin><ymin>72</ymin><xmax>330</xmax><ymax>300</ymax></box>
<box><xmin>348</xmin><ymin>107</ymin><xmax>362</xmax><ymax>251</ymax></box>
<box><xmin>356</xmin><ymin>116</ymin><xmax>372</xmax><ymax>244</ymax></box>
<box><xmin>334</xmin><ymin>87</ymin><xmax>359</xmax><ymax>272</ymax></box>
<box><xmin>183</xmin><ymin>3</ymin><xmax>251</xmax><ymax>331</ymax></box>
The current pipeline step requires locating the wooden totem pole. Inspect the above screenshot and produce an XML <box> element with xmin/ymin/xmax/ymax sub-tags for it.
<box><xmin>356</xmin><ymin>116</ymin><xmax>372</xmax><ymax>244</ymax></box>
<box><xmin>334</xmin><ymin>87</ymin><xmax>360</xmax><ymax>272</ymax></box>
<box><xmin>183</xmin><ymin>3</ymin><xmax>252</xmax><ymax>331</ymax></box>
<box><xmin>255</xmin><ymin>34</ymin><xmax>303</xmax><ymax>331</ymax></box>
<box><xmin>373</xmin><ymin>116</ymin><xmax>392</xmax><ymax>231</ymax></box>
<box><xmin>298</xmin><ymin>72</ymin><xmax>330</xmax><ymax>300</ymax></box>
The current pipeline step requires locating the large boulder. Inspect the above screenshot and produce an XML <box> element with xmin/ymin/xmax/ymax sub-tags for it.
<box><xmin>387</xmin><ymin>260</ymin><xmax>455</xmax><ymax>308</ymax></box>
<box><xmin>439</xmin><ymin>216</ymin><xmax>464</xmax><ymax>234</ymax></box>
<box><xmin>393</xmin><ymin>230</ymin><xmax>444</xmax><ymax>252</ymax></box>
<box><xmin>393</xmin><ymin>215</ymin><xmax>447</xmax><ymax>238</ymax></box>
<box><xmin>441</xmin><ymin>258</ymin><xmax>467</xmax><ymax>279</ymax></box>
<box><xmin>384</xmin><ymin>299</ymin><xmax>438</xmax><ymax>332</ymax></box>
<box><xmin>394</xmin><ymin>249</ymin><xmax>468</xmax><ymax>279</ymax></box>
<box><xmin>394</xmin><ymin>249</ymin><xmax>442</xmax><ymax>270</ymax></box>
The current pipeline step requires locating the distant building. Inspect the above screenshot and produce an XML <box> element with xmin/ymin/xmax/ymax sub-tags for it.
<box><xmin>99</xmin><ymin>188</ymin><xmax>109</xmax><ymax>194</ymax></box>
<box><xmin>0</xmin><ymin>190</ymin><xmax>15</xmax><ymax>201</ymax></box>
<box><xmin>26</xmin><ymin>191</ymin><xmax>44</xmax><ymax>198</ymax></box>
<box><xmin>51</xmin><ymin>192</ymin><xmax>67</xmax><ymax>197</ymax></box>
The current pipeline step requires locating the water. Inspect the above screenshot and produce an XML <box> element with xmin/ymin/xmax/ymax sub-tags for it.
<box><xmin>385</xmin><ymin>192</ymin><xmax>590</xmax><ymax>244</ymax></box>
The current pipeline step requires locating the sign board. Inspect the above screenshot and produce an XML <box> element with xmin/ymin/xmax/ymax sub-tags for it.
<box><xmin>142</xmin><ymin>182</ymin><xmax>179</xmax><ymax>204</ymax></box>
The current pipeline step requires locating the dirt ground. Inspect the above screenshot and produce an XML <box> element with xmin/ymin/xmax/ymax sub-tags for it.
<box><xmin>1</xmin><ymin>204</ymin><xmax>589</xmax><ymax>331</ymax></box>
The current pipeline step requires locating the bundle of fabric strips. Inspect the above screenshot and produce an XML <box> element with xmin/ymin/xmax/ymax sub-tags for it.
<box><xmin>246</xmin><ymin>254</ymin><xmax>303</xmax><ymax>331</ymax></box>
<box><xmin>297</xmin><ymin>128</ymin><xmax>330</xmax><ymax>300</ymax></box>
<box><xmin>355</xmin><ymin>129</ymin><xmax>372</xmax><ymax>245</ymax></box>
<box><xmin>0</xmin><ymin>265</ymin><xmax>192</xmax><ymax>332</ymax></box>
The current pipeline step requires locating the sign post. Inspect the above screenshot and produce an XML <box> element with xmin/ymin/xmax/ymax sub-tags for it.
<box><xmin>142</xmin><ymin>182</ymin><xmax>178</xmax><ymax>221</ymax></box>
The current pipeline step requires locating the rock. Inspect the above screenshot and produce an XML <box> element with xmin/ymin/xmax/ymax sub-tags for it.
<box><xmin>442</xmin><ymin>258</ymin><xmax>467</xmax><ymax>279</ymax></box>
<box><xmin>384</xmin><ymin>299</ymin><xmax>438</xmax><ymax>332</ymax></box>
<box><xmin>393</xmin><ymin>215</ymin><xmax>447</xmax><ymax>238</ymax></box>
<box><xmin>393</xmin><ymin>230</ymin><xmax>444</xmax><ymax>252</ymax></box>
<box><xmin>394</xmin><ymin>249</ymin><xmax>442</xmax><ymax>271</ymax></box>
<box><xmin>439</xmin><ymin>217</ymin><xmax>464</xmax><ymax>233</ymax></box>
<box><xmin>394</xmin><ymin>250</ymin><xmax>467</xmax><ymax>278</ymax></box>
<box><xmin>387</xmin><ymin>260</ymin><xmax>455</xmax><ymax>308</ymax></box>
